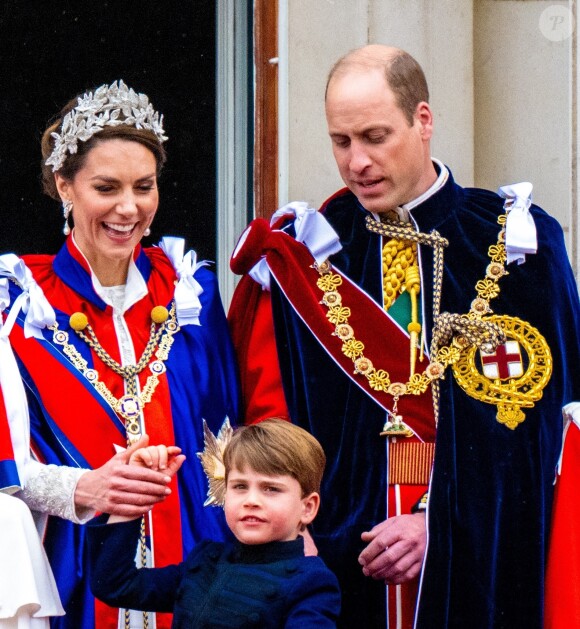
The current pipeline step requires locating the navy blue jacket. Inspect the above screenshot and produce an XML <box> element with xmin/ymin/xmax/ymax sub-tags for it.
<box><xmin>88</xmin><ymin>517</ymin><xmax>340</xmax><ymax>628</ymax></box>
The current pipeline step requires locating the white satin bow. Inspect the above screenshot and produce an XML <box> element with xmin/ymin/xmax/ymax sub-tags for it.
<box><xmin>158</xmin><ymin>237</ymin><xmax>206</xmax><ymax>326</ymax></box>
<box><xmin>498</xmin><ymin>182</ymin><xmax>537</xmax><ymax>265</ymax></box>
<box><xmin>249</xmin><ymin>201</ymin><xmax>342</xmax><ymax>290</ymax></box>
<box><xmin>0</xmin><ymin>254</ymin><xmax>55</xmax><ymax>340</ymax></box>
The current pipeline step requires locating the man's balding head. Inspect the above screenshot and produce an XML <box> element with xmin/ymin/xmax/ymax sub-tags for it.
<box><xmin>326</xmin><ymin>45</ymin><xmax>429</xmax><ymax>126</ymax></box>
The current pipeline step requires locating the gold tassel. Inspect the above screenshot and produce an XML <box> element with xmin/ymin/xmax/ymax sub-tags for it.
<box><xmin>405</xmin><ymin>265</ymin><xmax>421</xmax><ymax>376</ymax></box>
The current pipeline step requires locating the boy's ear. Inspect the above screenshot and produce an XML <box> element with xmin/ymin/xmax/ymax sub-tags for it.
<box><xmin>300</xmin><ymin>492</ymin><xmax>320</xmax><ymax>526</ymax></box>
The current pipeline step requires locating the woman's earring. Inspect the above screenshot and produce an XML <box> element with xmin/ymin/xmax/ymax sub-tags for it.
<box><xmin>62</xmin><ymin>200</ymin><xmax>73</xmax><ymax>236</ymax></box>
<box><xmin>143</xmin><ymin>227</ymin><xmax>151</xmax><ymax>237</ymax></box>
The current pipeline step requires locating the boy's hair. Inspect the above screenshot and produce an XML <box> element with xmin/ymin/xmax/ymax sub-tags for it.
<box><xmin>223</xmin><ymin>419</ymin><xmax>326</xmax><ymax>496</ymax></box>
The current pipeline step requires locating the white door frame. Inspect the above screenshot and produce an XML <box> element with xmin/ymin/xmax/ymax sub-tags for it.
<box><xmin>216</xmin><ymin>0</ymin><xmax>251</xmax><ymax>307</ymax></box>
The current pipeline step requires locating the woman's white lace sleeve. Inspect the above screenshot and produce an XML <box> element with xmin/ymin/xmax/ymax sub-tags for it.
<box><xmin>17</xmin><ymin>460</ymin><xmax>95</xmax><ymax>524</ymax></box>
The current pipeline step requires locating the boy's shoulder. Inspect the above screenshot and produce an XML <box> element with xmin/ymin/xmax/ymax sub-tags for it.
<box><xmin>300</xmin><ymin>555</ymin><xmax>339</xmax><ymax>580</ymax></box>
<box><xmin>183</xmin><ymin>539</ymin><xmax>228</xmax><ymax>566</ymax></box>
<box><xmin>280</xmin><ymin>553</ymin><xmax>339</xmax><ymax>589</ymax></box>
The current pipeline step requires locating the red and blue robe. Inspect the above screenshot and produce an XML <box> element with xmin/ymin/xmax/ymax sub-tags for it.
<box><xmin>0</xmin><ymin>388</ymin><xmax>20</xmax><ymax>491</ymax></box>
<box><xmin>1</xmin><ymin>237</ymin><xmax>240</xmax><ymax>629</ymax></box>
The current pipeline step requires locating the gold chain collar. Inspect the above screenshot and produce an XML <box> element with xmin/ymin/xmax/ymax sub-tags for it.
<box><xmin>50</xmin><ymin>303</ymin><xmax>180</xmax><ymax>439</ymax></box>
<box><xmin>315</xmin><ymin>211</ymin><xmax>511</xmax><ymax>432</ymax></box>
<box><xmin>46</xmin><ymin>297</ymin><xmax>178</xmax><ymax>629</ymax></box>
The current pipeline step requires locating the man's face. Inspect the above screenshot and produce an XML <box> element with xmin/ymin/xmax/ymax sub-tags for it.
<box><xmin>326</xmin><ymin>68</ymin><xmax>434</xmax><ymax>213</ymax></box>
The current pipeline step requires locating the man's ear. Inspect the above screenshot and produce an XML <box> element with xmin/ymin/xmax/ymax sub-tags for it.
<box><xmin>415</xmin><ymin>101</ymin><xmax>434</xmax><ymax>141</ymax></box>
<box><xmin>300</xmin><ymin>492</ymin><xmax>320</xmax><ymax>527</ymax></box>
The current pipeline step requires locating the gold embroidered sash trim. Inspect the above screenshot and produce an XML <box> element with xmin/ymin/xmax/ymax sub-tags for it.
<box><xmin>315</xmin><ymin>261</ymin><xmax>453</xmax><ymax>397</ymax></box>
<box><xmin>318</xmin><ymin>218</ymin><xmax>452</xmax><ymax>431</ymax></box>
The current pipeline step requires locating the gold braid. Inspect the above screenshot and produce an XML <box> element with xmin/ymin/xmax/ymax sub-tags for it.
<box><xmin>367</xmin><ymin>214</ymin><xmax>451</xmax><ymax>424</ymax></box>
<box><xmin>381</xmin><ymin>238</ymin><xmax>418</xmax><ymax>311</ymax></box>
<box><xmin>366</xmin><ymin>214</ymin><xmax>449</xmax><ymax>248</ymax></box>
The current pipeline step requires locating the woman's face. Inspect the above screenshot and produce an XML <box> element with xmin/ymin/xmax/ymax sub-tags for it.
<box><xmin>55</xmin><ymin>138</ymin><xmax>159</xmax><ymax>284</ymax></box>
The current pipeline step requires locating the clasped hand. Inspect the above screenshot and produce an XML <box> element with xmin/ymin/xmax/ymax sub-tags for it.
<box><xmin>358</xmin><ymin>513</ymin><xmax>426</xmax><ymax>584</ymax></box>
<box><xmin>74</xmin><ymin>435</ymin><xmax>185</xmax><ymax>518</ymax></box>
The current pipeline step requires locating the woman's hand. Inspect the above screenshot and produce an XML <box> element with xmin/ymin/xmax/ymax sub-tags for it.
<box><xmin>74</xmin><ymin>435</ymin><xmax>181</xmax><ymax>518</ymax></box>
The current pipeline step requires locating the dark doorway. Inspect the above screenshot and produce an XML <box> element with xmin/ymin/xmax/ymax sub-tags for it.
<box><xmin>0</xmin><ymin>1</ymin><xmax>217</xmax><ymax>261</ymax></box>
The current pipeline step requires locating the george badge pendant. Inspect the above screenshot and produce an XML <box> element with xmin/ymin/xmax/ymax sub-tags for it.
<box><xmin>452</xmin><ymin>315</ymin><xmax>552</xmax><ymax>429</ymax></box>
<box><xmin>380</xmin><ymin>394</ymin><xmax>414</xmax><ymax>437</ymax></box>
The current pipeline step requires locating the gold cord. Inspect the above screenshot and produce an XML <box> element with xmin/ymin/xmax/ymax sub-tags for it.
<box><xmin>404</xmin><ymin>265</ymin><xmax>421</xmax><ymax>375</ymax></box>
<box><xmin>381</xmin><ymin>238</ymin><xmax>417</xmax><ymax>311</ymax></box>
<box><xmin>381</xmin><ymin>236</ymin><xmax>423</xmax><ymax>376</ymax></box>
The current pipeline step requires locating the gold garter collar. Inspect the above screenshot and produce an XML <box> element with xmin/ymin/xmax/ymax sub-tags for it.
<box><xmin>315</xmin><ymin>204</ymin><xmax>552</xmax><ymax>430</ymax></box>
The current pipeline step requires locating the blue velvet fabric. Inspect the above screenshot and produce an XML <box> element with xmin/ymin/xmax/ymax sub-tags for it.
<box><xmin>88</xmin><ymin>517</ymin><xmax>341</xmax><ymax>628</ymax></box>
<box><xmin>270</xmin><ymin>171</ymin><xmax>580</xmax><ymax>628</ymax></box>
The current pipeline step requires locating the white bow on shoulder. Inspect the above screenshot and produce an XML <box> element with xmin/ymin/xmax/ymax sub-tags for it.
<box><xmin>498</xmin><ymin>182</ymin><xmax>537</xmax><ymax>265</ymax></box>
<box><xmin>158</xmin><ymin>237</ymin><xmax>207</xmax><ymax>326</ymax></box>
<box><xmin>248</xmin><ymin>201</ymin><xmax>342</xmax><ymax>290</ymax></box>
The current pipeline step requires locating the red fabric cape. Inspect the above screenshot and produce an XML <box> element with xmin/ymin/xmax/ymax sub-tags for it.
<box><xmin>544</xmin><ymin>421</ymin><xmax>580</xmax><ymax>628</ymax></box>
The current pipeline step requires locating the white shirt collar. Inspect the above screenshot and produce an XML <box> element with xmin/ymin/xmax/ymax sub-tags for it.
<box><xmin>71</xmin><ymin>232</ymin><xmax>148</xmax><ymax>312</ymax></box>
<box><xmin>371</xmin><ymin>158</ymin><xmax>449</xmax><ymax>223</ymax></box>
<box><xmin>91</xmin><ymin>259</ymin><xmax>147</xmax><ymax>312</ymax></box>
<box><xmin>403</xmin><ymin>158</ymin><xmax>449</xmax><ymax>211</ymax></box>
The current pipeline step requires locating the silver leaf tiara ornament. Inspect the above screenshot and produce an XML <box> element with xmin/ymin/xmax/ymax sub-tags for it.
<box><xmin>45</xmin><ymin>80</ymin><xmax>168</xmax><ymax>172</ymax></box>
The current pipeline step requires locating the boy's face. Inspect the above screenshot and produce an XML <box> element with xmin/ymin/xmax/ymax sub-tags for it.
<box><xmin>224</xmin><ymin>466</ymin><xmax>319</xmax><ymax>545</ymax></box>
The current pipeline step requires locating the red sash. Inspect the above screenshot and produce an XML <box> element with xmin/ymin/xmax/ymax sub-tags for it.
<box><xmin>231</xmin><ymin>218</ymin><xmax>436</xmax><ymax>442</ymax></box>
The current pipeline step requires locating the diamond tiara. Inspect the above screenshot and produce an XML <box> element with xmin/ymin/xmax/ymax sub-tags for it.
<box><xmin>45</xmin><ymin>80</ymin><xmax>168</xmax><ymax>172</ymax></box>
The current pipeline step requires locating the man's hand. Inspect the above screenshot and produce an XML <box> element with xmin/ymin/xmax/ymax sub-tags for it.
<box><xmin>74</xmin><ymin>435</ymin><xmax>177</xmax><ymax>518</ymax></box>
<box><xmin>358</xmin><ymin>513</ymin><xmax>426</xmax><ymax>584</ymax></box>
<box><xmin>300</xmin><ymin>527</ymin><xmax>319</xmax><ymax>556</ymax></box>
